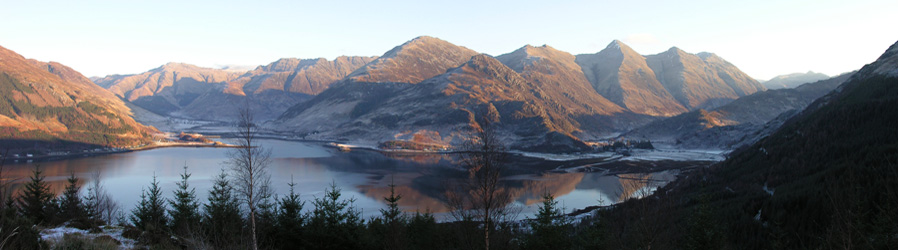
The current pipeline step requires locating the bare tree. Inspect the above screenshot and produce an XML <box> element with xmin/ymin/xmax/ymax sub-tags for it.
<box><xmin>226</xmin><ymin>103</ymin><xmax>272</xmax><ymax>250</ymax></box>
<box><xmin>85</xmin><ymin>171</ymin><xmax>121</xmax><ymax>225</ymax></box>
<box><xmin>447</xmin><ymin>113</ymin><xmax>516</xmax><ymax>250</ymax></box>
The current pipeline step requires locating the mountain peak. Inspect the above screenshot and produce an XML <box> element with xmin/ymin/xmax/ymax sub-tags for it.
<box><xmin>497</xmin><ymin>44</ymin><xmax>578</xmax><ymax>73</ymax></box>
<box><xmin>460</xmin><ymin>54</ymin><xmax>512</xmax><ymax>73</ymax></box>
<box><xmin>606</xmin><ymin>40</ymin><xmax>626</xmax><ymax>49</ymax></box>
<box><xmin>665</xmin><ymin>46</ymin><xmax>687</xmax><ymax>55</ymax></box>
<box><xmin>157</xmin><ymin>62</ymin><xmax>204</xmax><ymax>72</ymax></box>
<box><xmin>598</xmin><ymin>40</ymin><xmax>641</xmax><ymax>57</ymax></box>
<box><xmin>348</xmin><ymin>36</ymin><xmax>478</xmax><ymax>83</ymax></box>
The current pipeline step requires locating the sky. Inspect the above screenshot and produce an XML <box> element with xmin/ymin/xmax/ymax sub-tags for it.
<box><xmin>1</xmin><ymin>0</ymin><xmax>895</xmax><ymax>80</ymax></box>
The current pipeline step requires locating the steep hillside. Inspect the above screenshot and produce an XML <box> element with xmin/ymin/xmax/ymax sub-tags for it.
<box><xmin>645</xmin><ymin>48</ymin><xmax>766</xmax><ymax>109</ymax></box>
<box><xmin>576</xmin><ymin>41</ymin><xmax>687</xmax><ymax>116</ymax></box>
<box><xmin>675</xmin><ymin>40</ymin><xmax>898</xmax><ymax>248</ymax></box>
<box><xmin>626</xmin><ymin>72</ymin><xmax>853</xmax><ymax>149</ymax></box>
<box><xmin>587</xmin><ymin>40</ymin><xmax>898</xmax><ymax>250</ymax></box>
<box><xmin>0</xmin><ymin>45</ymin><xmax>153</xmax><ymax>152</ymax></box>
<box><xmin>761</xmin><ymin>71</ymin><xmax>829</xmax><ymax>89</ymax></box>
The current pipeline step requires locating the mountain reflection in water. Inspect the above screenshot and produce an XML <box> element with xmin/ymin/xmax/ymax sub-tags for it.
<box><xmin>3</xmin><ymin>139</ymin><xmax>679</xmax><ymax>219</ymax></box>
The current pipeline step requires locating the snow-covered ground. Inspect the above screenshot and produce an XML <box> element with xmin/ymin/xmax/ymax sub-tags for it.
<box><xmin>514</xmin><ymin>148</ymin><xmax>726</xmax><ymax>162</ymax></box>
<box><xmin>621</xmin><ymin>148</ymin><xmax>727</xmax><ymax>162</ymax></box>
<box><xmin>41</xmin><ymin>225</ymin><xmax>137</xmax><ymax>249</ymax></box>
<box><xmin>511</xmin><ymin>151</ymin><xmax>616</xmax><ymax>161</ymax></box>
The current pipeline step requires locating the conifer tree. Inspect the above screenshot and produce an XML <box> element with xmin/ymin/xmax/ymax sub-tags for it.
<box><xmin>204</xmin><ymin>170</ymin><xmax>243</xmax><ymax>248</ymax></box>
<box><xmin>524</xmin><ymin>193</ymin><xmax>572</xmax><ymax>250</ymax></box>
<box><xmin>377</xmin><ymin>180</ymin><xmax>408</xmax><ymax>250</ymax></box>
<box><xmin>58</xmin><ymin>173</ymin><xmax>86</xmax><ymax>223</ymax></box>
<box><xmin>131</xmin><ymin>174</ymin><xmax>168</xmax><ymax>242</ymax></box>
<box><xmin>275</xmin><ymin>178</ymin><xmax>305</xmax><ymax>249</ymax></box>
<box><xmin>307</xmin><ymin>182</ymin><xmax>364</xmax><ymax>250</ymax></box>
<box><xmin>407</xmin><ymin>211</ymin><xmax>439</xmax><ymax>250</ymax></box>
<box><xmin>168</xmin><ymin>165</ymin><xmax>200</xmax><ymax>236</ymax></box>
<box><xmin>17</xmin><ymin>165</ymin><xmax>53</xmax><ymax>224</ymax></box>
<box><xmin>381</xmin><ymin>181</ymin><xmax>406</xmax><ymax>225</ymax></box>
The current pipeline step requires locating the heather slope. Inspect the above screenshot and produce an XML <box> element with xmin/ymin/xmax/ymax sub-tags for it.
<box><xmin>0</xmin><ymin>45</ymin><xmax>153</xmax><ymax>151</ymax></box>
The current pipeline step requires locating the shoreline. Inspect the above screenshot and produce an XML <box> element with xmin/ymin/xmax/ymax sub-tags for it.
<box><xmin>2</xmin><ymin>141</ymin><xmax>238</xmax><ymax>164</ymax></box>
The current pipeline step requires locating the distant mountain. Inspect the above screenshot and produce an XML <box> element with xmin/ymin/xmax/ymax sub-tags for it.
<box><xmin>272</xmin><ymin>36</ymin><xmax>779</xmax><ymax>152</ymax></box>
<box><xmin>231</xmin><ymin>56</ymin><xmax>375</xmax><ymax>95</ymax></box>
<box><xmin>576</xmin><ymin>41</ymin><xmax>765</xmax><ymax>116</ymax></box>
<box><xmin>645</xmin><ymin>48</ymin><xmax>766</xmax><ymax>109</ymax></box>
<box><xmin>93</xmin><ymin>63</ymin><xmax>244</xmax><ymax>115</ymax></box>
<box><xmin>761</xmin><ymin>71</ymin><xmax>829</xmax><ymax>89</ymax></box>
<box><xmin>346</xmin><ymin>36</ymin><xmax>479</xmax><ymax>84</ymax></box>
<box><xmin>94</xmin><ymin>56</ymin><xmax>374</xmax><ymax>121</ymax></box>
<box><xmin>494</xmin><ymin>45</ymin><xmax>639</xmax><ymax>134</ymax></box>
<box><xmin>274</xmin><ymin>53</ymin><xmax>621</xmax><ymax>152</ymax></box>
<box><xmin>0</xmin><ymin>45</ymin><xmax>153</xmax><ymax>151</ymax></box>
<box><xmin>576</xmin><ymin>41</ymin><xmax>687</xmax><ymax>116</ymax></box>
<box><xmin>625</xmin><ymin>72</ymin><xmax>853</xmax><ymax>149</ymax></box>
<box><xmin>182</xmin><ymin>56</ymin><xmax>375</xmax><ymax>121</ymax></box>
<box><xmin>273</xmin><ymin>37</ymin><xmax>646</xmax><ymax>152</ymax></box>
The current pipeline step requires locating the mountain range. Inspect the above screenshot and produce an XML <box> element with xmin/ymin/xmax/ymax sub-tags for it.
<box><xmin>94</xmin><ymin>56</ymin><xmax>375</xmax><ymax>121</ymax></box>
<box><xmin>761</xmin><ymin>71</ymin><xmax>830</xmax><ymax>89</ymax></box>
<box><xmin>266</xmin><ymin>36</ymin><xmax>765</xmax><ymax>151</ymax></box>
<box><xmin>577</xmin><ymin>41</ymin><xmax>765</xmax><ymax>116</ymax></box>
<box><xmin>625</xmin><ymin>71</ymin><xmax>854</xmax><ymax>149</ymax></box>
<box><xmin>3</xmin><ymin>36</ymin><xmax>780</xmax><ymax>152</ymax></box>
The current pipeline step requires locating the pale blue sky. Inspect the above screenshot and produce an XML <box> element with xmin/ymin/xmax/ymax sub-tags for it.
<box><xmin>1</xmin><ymin>0</ymin><xmax>895</xmax><ymax>79</ymax></box>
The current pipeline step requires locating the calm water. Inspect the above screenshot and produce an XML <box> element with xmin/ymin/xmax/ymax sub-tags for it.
<box><xmin>3</xmin><ymin>139</ymin><xmax>677</xmax><ymax>219</ymax></box>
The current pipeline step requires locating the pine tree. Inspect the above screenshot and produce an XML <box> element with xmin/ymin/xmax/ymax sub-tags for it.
<box><xmin>378</xmin><ymin>180</ymin><xmax>407</xmax><ymax>250</ymax></box>
<box><xmin>681</xmin><ymin>194</ymin><xmax>724</xmax><ymax>250</ymax></box>
<box><xmin>130</xmin><ymin>174</ymin><xmax>168</xmax><ymax>244</ymax></box>
<box><xmin>275</xmin><ymin>178</ymin><xmax>305</xmax><ymax>249</ymax></box>
<box><xmin>307</xmin><ymin>182</ymin><xmax>364</xmax><ymax>250</ymax></box>
<box><xmin>17</xmin><ymin>165</ymin><xmax>54</xmax><ymax>224</ymax></box>
<box><xmin>407</xmin><ymin>211</ymin><xmax>439</xmax><ymax>250</ymax></box>
<box><xmin>204</xmin><ymin>170</ymin><xmax>244</xmax><ymax>248</ymax></box>
<box><xmin>168</xmin><ymin>165</ymin><xmax>200</xmax><ymax>236</ymax></box>
<box><xmin>58</xmin><ymin>173</ymin><xmax>86</xmax><ymax>223</ymax></box>
<box><xmin>381</xmin><ymin>181</ymin><xmax>406</xmax><ymax>225</ymax></box>
<box><xmin>524</xmin><ymin>193</ymin><xmax>572</xmax><ymax>250</ymax></box>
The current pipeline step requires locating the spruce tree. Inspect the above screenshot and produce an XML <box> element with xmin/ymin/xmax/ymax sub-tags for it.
<box><xmin>524</xmin><ymin>193</ymin><xmax>572</xmax><ymax>250</ymax></box>
<box><xmin>307</xmin><ymin>182</ymin><xmax>364</xmax><ymax>250</ymax></box>
<box><xmin>17</xmin><ymin>165</ymin><xmax>53</xmax><ymax>224</ymax></box>
<box><xmin>58</xmin><ymin>173</ymin><xmax>86</xmax><ymax>224</ymax></box>
<box><xmin>130</xmin><ymin>174</ymin><xmax>168</xmax><ymax>243</ymax></box>
<box><xmin>377</xmin><ymin>180</ymin><xmax>408</xmax><ymax>250</ymax></box>
<box><xmin>275</xmin><ymin>178</ymin><xmax>305</xmax><ymax>249</ymax></box>
<box><xmin>204</xmin><ymin>170</ymin><xmax>244</xmax><ymax>248</ymax></box>
<box><xmin>407</xmin><ymin>211</ymin><xmax>439</xmax><ymax>250</ymax></box>
<box><xmin>381</xmin><ymin>181</ymin><xmax>406</xmax><ymax>225</ymax></box>
<box><xmin>168</xmin><ymin>165</ymin><xmax>200</xmax><ymax>236</ymax></box>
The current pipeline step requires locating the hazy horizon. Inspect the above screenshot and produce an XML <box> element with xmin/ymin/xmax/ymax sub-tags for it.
<box><xmin>2</xmin><ymin>0</ymin><xmax>895</xmax><ymax>80</ymax></box>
